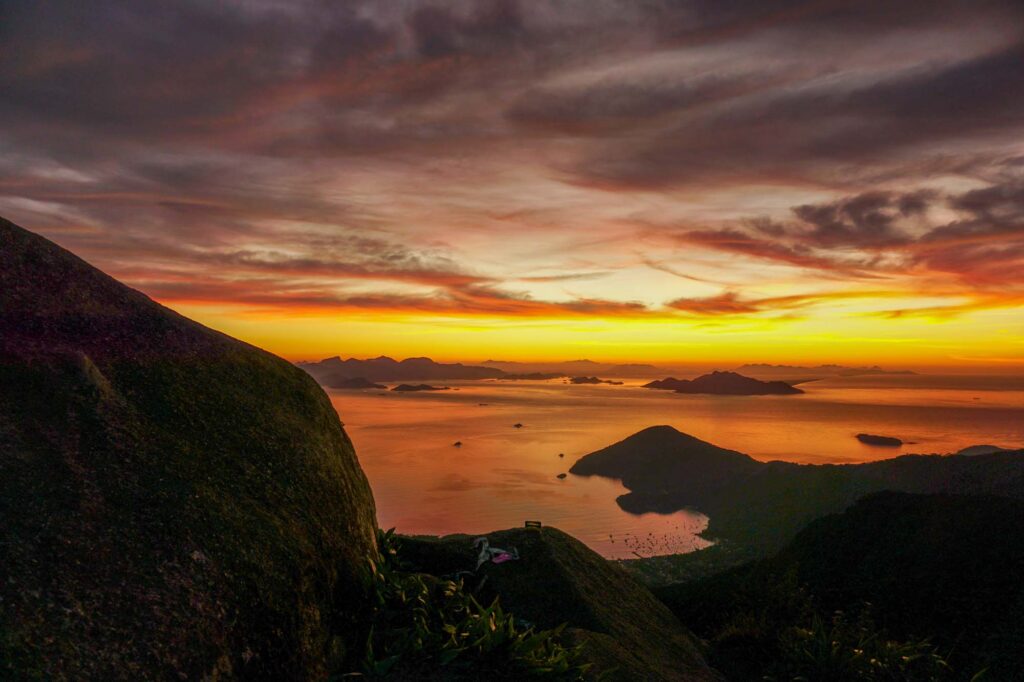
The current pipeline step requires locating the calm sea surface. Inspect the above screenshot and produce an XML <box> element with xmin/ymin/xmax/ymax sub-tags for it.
<box><xmin>328</xmin><ymin>374</ymin><xmax>1024</xmax><ymax>559</ymax></box>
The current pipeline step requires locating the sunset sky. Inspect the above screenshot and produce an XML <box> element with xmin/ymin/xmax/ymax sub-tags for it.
<box><xmin>2</xmin><ymin>1</ymin><xmax>1023</xmax><ymax>367</ymax></box>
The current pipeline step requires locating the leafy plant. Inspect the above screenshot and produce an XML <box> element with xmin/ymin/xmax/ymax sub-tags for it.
<box><xmin>767</xmin><ymin>609</ymin><xmax>951</xmax><ymax>682</ymax></box>
<box><xmin>352</xmin><ymin>529</ymin><xmax>588</xmax><ymax>680</ymax></box>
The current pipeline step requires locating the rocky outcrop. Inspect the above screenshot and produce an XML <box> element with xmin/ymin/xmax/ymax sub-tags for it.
<box><xmin>0</xmin><ymin>218</ymin><xmax>378</xmax><ymax>679</ymax></box>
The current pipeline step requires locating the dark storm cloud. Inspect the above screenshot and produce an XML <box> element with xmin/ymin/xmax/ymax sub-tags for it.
<box><xmin>672</xmin><ymin>178</ymin><xmax>1024</xmax><ymax>287</ymax></box>
<box><xmin>789</xmin><ymin>191</ymin><xmax>926</xmax><ymax>249</ymax></box>
<box><xmin>506</xmin><ymin>72</ymin><xmax>763</xmax><ymax>134</ymax></box>
<box><xmin>571</xmin><ymin>39</ymin><xmax>1024</xmax><ymax>189</ymax></box>
<box><xmin>911</xmin><ymin>180</ymin><xmax>1024</xmax><ymax>285</ymax></box>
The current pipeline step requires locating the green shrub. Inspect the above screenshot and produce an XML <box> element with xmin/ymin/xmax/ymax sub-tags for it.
<box><xmin>767</xmin><ymin>610</ymin><xmax>951</xmax><ymax>681</ymax></box>
<box><xmin>352</xmin><ymin>529</ymin><xmax>589</xmax><ymax>680</ymax></box>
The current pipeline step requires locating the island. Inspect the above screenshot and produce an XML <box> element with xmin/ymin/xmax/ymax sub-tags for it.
<box><xmin>643</xmin><ymin>371</ymin><xmax>803</xmax><ymax>395</ymax></box>
<box><xmin>570</xmin><ymin>376</ymin><xmax>624</xmax><ymax>385</ymax></box>
<box><xmin>856</xmin><ymin>433</ymin><xmax>902</xmax><ymax>446</ymax></box>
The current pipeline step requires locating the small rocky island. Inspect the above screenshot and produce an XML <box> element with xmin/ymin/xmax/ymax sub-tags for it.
<box><xmin>644</xmin><ymin>370</ymin><xmax>803</xmax><ymax>395</ymax></box>
<box><xmin>570</xmin><ymin>376</ymin><xmax>624</xmax><ymax>385</ymax></box>
<box><xmin>856</xmin><ymin>433</ymin><xmax>903</xmax><ymax>447</ymax></box>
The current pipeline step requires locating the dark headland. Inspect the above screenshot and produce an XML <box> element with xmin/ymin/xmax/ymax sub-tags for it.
<box><xmin>644</xmin><ymin>370</ymin><xmax>803</xmax><ymax>395</ymax></box>
<box><xmin>572</xmin><ymin>425</ymin><xmax>1024</xmax><ymax>552</ymax></box>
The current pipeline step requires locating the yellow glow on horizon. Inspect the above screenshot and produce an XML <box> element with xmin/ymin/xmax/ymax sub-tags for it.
<box><xmin>169</xmin><ymin>299</ymin><xmax>1024</xmax><ymax>370</ymax></box>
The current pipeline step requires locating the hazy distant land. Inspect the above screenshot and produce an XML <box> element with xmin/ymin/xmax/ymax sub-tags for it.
<box><xmin>300</xmin><ymin>356</ymin><xmax>920</xmax><ymax>391</ymax></box>
<box><xmin>299</xmin><ymin>355</ymin><xmax>504</xmax><ymax>385</ymax></box>
<box><xmin>481</xmin><ymin>359</ymin><xmax>664</xmax><ymax>377</ymax></box>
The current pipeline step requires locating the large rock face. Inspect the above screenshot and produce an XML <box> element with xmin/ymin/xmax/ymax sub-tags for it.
<box><xmin>0</xmin><ymin>218</ymin><xmax>378</xmax><ymax>679</ymax></box>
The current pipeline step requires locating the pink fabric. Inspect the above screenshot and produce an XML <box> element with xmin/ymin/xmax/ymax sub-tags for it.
<box><xmin>492</xmin><ymin>552</ymin><xmax>514</xmax><ymax>564</ymax></box>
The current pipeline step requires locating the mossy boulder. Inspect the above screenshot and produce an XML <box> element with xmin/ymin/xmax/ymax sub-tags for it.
<box><xmin>399</xmin><ymin>527</ymin><xmax>721</xmax><ymax>681</ymax></box>
<box><xmin>0</xmin><ymin>218</ymin><xmax>378</xmax><ymax>679</ymax></box>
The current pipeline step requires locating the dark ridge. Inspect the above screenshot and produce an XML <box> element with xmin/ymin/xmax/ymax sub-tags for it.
<box><xmin>657</xmin><ymin>492</ymin><xmax>1024</xmax><ymax>679</ymax></box>
<box><xmin>957</xmin><ymin>444</ymin><xmax>1010</xmax><ymax>456</ymax></box>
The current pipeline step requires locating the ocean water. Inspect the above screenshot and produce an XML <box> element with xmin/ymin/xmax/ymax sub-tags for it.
<box><xmin>328</xmin><ymin>374</ymin><xmax>1024</xmax><ymax>559</ymax></box>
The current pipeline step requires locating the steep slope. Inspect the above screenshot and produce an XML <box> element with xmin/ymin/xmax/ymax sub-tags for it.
<box><xmin>570</xmin><ymin>425</ymin><xmax>761</xmax><ymax>494</ymax></box>
<box><xmin>398</xmin><ymin>527</ymin><xmax>721</xmax><ymax>681</ymax></box>
<box><xmin>0</xmin><ymin>218</ymin><xmax>378</xmax><ymax>679</ymax></box>
<box><xmin>658</xmin><ymin>492</ymin><xmax>1024</xmax><ymax>679</ymax></box>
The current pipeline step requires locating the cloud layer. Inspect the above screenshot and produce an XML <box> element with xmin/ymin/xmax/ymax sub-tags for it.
<box><xmin>1</xmin><ymin>0</ymin><xmax>1023</xmax><ymax>353</ymax></box>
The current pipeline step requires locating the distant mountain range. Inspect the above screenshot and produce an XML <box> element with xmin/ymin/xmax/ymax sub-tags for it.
<box><xmin>736</xmin><ymin>363</ymin><xmax>917</xmax><ymax>378</ymax></box>
<box><xmin>644</xmin><ymin>371</ymin><xmax>803</xmax><ymax>395</ymax></box>
<box><xmin>298</xmin><ymin>356</ymin><xmax>504</xmax><ymax>385</ymax></box>
<box><xmin>481</xmin><ymin>359</ymin><xmax>662</xmax><ymax>377</ymax></box>
<box><xmin>299</xmin><ymin>355</ymin><xmax>663</xmax><ymax>386</ymax></box>
<box><xmin>571</xmin><ymin>425</ymin><xmax>1024</xmax><ymax>552</ymax></box>
<box><xmin>299</xmin><ymin>358</ymin><xmax>915</xmax><ymax>387</ymax></box>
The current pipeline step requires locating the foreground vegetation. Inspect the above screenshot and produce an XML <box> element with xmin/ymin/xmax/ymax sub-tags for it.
<box><xmin>657</xmin><ymin>492</ymin><xmax>1024</xmax><ymax>680</ymax></box>
<box><xmin>355</xmin><ymin>529</ymin><xmax>588</xmax><ymax>680</ymax></box>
